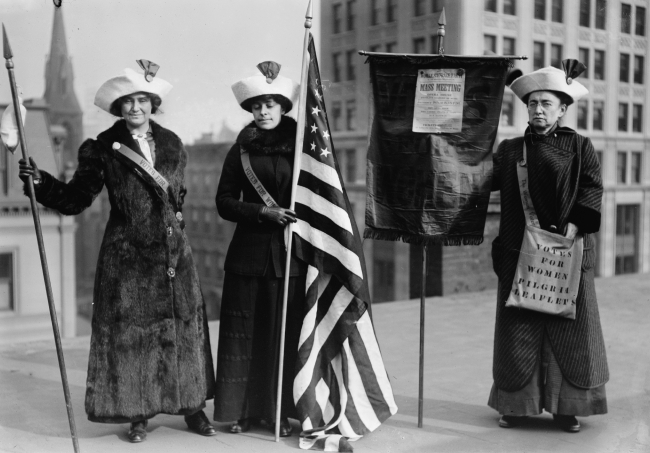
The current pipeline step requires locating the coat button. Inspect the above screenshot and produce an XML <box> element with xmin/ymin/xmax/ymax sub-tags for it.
<box><xmin>167</xmin><ymin>267</ymin><xmax>175</xmax><ymax>278</ymax></box>
<box><xmin>176</xmin><ymin>212</ymin><xmax>183</xmax><ymax>222</ymax></box>
<box><xmin>167</xmin><ymin>226</ymin><xmax>173</xmax><ymax>236</ymax></box>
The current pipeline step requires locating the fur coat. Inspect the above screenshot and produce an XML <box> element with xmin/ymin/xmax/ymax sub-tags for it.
<box><xmin>31</xmin><ymin>119</ymin><xmax>215</xmax><ymax>423</ymax></box>
<box><xmin>491</xmin><ymin>126</ymin><xmax>608</xmax><ymax>392</ymax></box>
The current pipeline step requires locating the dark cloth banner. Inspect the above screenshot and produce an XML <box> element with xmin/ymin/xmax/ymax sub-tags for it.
<box><xmin>364</xmin><ymin>55</ymin><xmax>513</xmax><ymax>245</ymax></box>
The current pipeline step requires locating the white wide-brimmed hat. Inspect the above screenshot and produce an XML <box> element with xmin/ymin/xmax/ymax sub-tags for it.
<box><xmin>232</xmin><ymin>61</ymin><xmax>299</xmax><ymax>112</ymax></box>
<box><xmin>94</xmin><ymin>61</ymin><xmax>173</xmax><ymax>114</ymax></box>
<box><xmin>510</xmin><ymin>61</ymin><xmax>588</xmax><ymax>105</ymax></box>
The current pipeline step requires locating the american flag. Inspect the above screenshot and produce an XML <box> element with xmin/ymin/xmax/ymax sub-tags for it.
<box><xmin>292</xmin><ymin>33</ymin><xmax>398</xmax><ymax>452</ymax></box>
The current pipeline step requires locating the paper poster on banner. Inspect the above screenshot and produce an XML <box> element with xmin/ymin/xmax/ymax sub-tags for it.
<box><xmin>412</xmin><ymin>68</ymin><xmax>465</xmax><ymax>133</ymax></box>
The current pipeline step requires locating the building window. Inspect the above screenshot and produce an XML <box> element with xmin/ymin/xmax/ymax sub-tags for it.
<box><xmin>484</xmin><ymin>34</ymin><xmax>496</xmax><ymax>54</ymax></box>
<box><xmin>615</xmin><ymin>204</ymin><xmax>639</xmax><ymax>274</ymax></box>
<box><xmin>503</xmin><ymin>0</ymin><xmax>516</xmax><ymax>15</ymax></box>
<box><xmin>500</xmin><ymin>92</ymin><xmax>514</xmax><ymax>127</ymax></box>
<box><xmin>346</xmin><ymin>50</ymin><xmax>356</xmax><ymax>81</ymax></box>
<box><xmin>595</xmin><ymin>0</ymin><xmax>607</xmax><ymax>29</ymax></box>
<box><xmin>333</xmin><ymin>3</ymin><xmax>342</xmax><ymax>34</ymax></box>
<box><xmin>503</xmin><ymin>37</ymin><xmax>515</xmax><ymax>55</ymax></box>
<box><xmin>621</xmin><ymin>3</ymin><xmax>632</xmax><ymax>34</ymax></box>
<box><xmin>636</xmin><ymin>6</ymin><xmax>646</xmax><ymax>36</ymax></box>
<box><xmin>413</xmin><ymin>37</ymin><xmax>426</xmax><ymax>54</ymax></box>
<box><xmin>551</xmin><ymin>44</ymin><xmax>562</xmax><ymax>68</ymax></box>
<box><xmin>618</xmin><ymin>103</ymin><xmax>629</xmax><ymax>131</ymax></box>
<box><xmin>430</xmin><ymin>35</ymin><xmax>438</xmax><ymax>53</ymax></box>
<box><xmin>332</xmin><ymin>101</ymin><xmax>342</xmax><ymax>131</ymax></box>
<box><xmin>634</xmin><ymin>55</ymin><xmax>644</xmax><ymax>83</ymax></box>
<box><xmin>346</xmin><ymin>0</ymin><xmax>356</xmax><ymax>31</ymax></box>
<box><xmin>577</xmin><ymin>100</ymin><xmax>589</xmax><ymax>129</ymax></box>
<box><xmin>345</xmin><ymin>149</ymin><xmax>357</xmax><ymax>183</ymax></box>
<box><xmin>594</xmin><ymin>50</ymin><xmax>605</xmax><ymax>79</ymax></box>
<box><xmin>332</xmin><ymin>52</ymin><xmax>341</xmax><ymax>82</ymax></box>
<box><xmin>535</xmin><ymin>0</ymin><xmax>546</xmax><ymax>20</ymax></box>
<box><xmin>485</xmin><ymin>0</ymin><xmax>497</xmax><ymax>12</ymax></box>
<box><xmin>593</xmin><ymin>100</ymin><xmax>604</xmax><ymax>130</ymax></box>
<box><xmin>534</xmin><ymin>42</ymin><xmax>545</xmax><ymax>70</ymax></box>
<box><xmin>345</xmin><ymin>99</ymin><xmax>356</xmax><ymax>130</ymax></box>
<box><xmin>620</xmin><ymin>53</ymin><xmax>630</xmax><ymax>82</ymax></box>
<box><xmin>432</xmin><ymin>0</ymin><xmax>444</xmax><ymax>12</ymax></box>
<box><xmin>617</xmin><ymin>151</ymin><xmax>628</xmax><ymax>183</ymax></box>
<box><xmin>632</xmin><ymin>104</ymin><xmax>643</xmax><ymax>132</ymax></box>
<box><xmin>386</xmin><ymin>41</ymin><xmax>397</xmax><ymax>52</ymax></box>
<box><xmin>580</xmin><ymin>0</ymin><xmax>590</xmax><ymax>26</ymax></box>
<box><xmin>0</xmin><ymin>253</ymin><xmax>14</xmax><ymax>312</ymax></box>
<box><xmin>631</xmin><ymin>152</ymin><xmax>642</xmax><ymax>183</ymax></box>
<box><xmin>579</xmin><ymin>48</ymin><xmax>590</xmax><ymax>77</ymax></box>
<box><xmin>0</xmin><ymin>141</ymin><xmax>7</xmax><ymax>196</ymax></box>
<box><xmin>386</xmin><ymin>0</ymin><xmax>397</xmax><ymax>22</ymax></box>
<box><xmin>414</xmin><ymin>0</ymin><xmax>426</xmax><ymax>16</ymax></box>
<box><xmin>551</xmin><ymin>0</ymin><xmax>563</xmax><ymax>22</ymax></box>
<box><xmin>370</xmin><ymin>0</ymin><xmax>380</xmax><ymax>26</ymax></box>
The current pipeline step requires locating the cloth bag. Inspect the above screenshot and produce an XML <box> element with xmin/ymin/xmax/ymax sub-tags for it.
<box><xmin>505</xmin><ymin>144</ymin><xmax>583</xmax><ymax>319</ymax></box>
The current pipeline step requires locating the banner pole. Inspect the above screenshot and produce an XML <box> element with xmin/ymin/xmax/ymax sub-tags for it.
<box><xmin>3</xmin><ymin>24</ymin><xmax>80</xmax><ymax>453</ymax></box>
<box><xmin>437</xmin><ymin>8</ymin><xmax>446</xmax><ymax>55</ymax></box>
<box><xmin>274</xmin><ymin>0</ymin><xmax>313</xmax><ymax>442</ymax></box>
<box><xmin>418</xmin><ymin>245</ymin><xmax>427</xmax><ymax>428</ymax></box>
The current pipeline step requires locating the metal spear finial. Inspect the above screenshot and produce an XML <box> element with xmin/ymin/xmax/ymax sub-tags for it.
<box><xmin>437</xmin><ymin>8</ymin><xmax>446</xmax><ymax>55</ymax></box>
<box><xmin>305</xmin><ymin>0</ymin><xmax>313</xmax><ymax>29</ymax></box>
<box><xmin>3</xmin><ymin>24</ymin><xmax>14</xmax><ymax>61</ymax></box>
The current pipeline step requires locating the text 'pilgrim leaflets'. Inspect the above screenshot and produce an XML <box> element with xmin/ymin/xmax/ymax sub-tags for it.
<box><xmin>412</xmin><ymin>68</ymin><xmax>465</xmax><ymax>133</ymax></box>
<box><xmin>506</xmin><ymin>226</ymin><xmax>584</xmax><ymax>319</ymax></box>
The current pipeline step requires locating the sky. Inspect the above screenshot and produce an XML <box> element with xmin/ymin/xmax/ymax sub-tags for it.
<box><xmin>0</xmin><ymin>0</ymin><xmax>321</xmax><ymax>143</ymax></box>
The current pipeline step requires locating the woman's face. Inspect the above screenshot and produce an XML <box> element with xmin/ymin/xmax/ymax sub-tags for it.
<box><xmin>120</xmin><ymin>93</ymin><xmax>152</xmax><ymax>129</ymax></box>
<box><xmin>251</xmin><ymin>98</ymin><xmax>285</xmax><ymax>130</ymax></box>
<box><xmin>527</xmin><ymin>91</ymin><xmax>566</xmax><ymax>134</ymax></box>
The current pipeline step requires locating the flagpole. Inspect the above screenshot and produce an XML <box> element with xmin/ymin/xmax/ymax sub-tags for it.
<box><xmin>275</xmin><ymin>0</ymin><xmax>313</xmax><ymax>442</ymax></box>
<box><xmin>3</xmin><ymin>24</ymin><xmax>80</xmax><ymax>453</ymax></box>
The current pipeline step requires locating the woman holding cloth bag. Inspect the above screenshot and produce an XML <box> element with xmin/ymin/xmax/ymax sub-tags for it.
<box><xmin>489</xmin><ymin>60</ymin><xmax>607</xmax><ymax>433</ymax></box>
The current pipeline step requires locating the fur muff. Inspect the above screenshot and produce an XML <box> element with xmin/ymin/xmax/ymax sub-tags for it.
<box><xmin>32</xmin><ymin>120</ymin><xmax>215</xmax><ymax>423</ymax></box>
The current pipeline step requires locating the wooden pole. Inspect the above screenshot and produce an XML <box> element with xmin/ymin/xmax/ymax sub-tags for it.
<box><xmin>437</xmin><ymin>8</ymin><xmax>446</xmax><ymax>55</ymax></box>
<box><xmin>2</xmin><ymin>24</ymin><xmax>80</xmax><ymax>453</ymax></box>
<box><xmin>275</xmin><ymin>0</ymin><xmax>313</xmax><ymax>442</ymax></box>
<box><xmin>418</xmin><ymin>245</ymin><xmax>427</xmax><ymax>428</ymax></box>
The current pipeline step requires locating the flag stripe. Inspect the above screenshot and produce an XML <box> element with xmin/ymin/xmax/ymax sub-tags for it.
<box><xmin>296</xmin><ymin>185</ymin><xmax>353</xmax><ymax>234</ymax></box>
<box><xmin>300</xmin><ymin>152</ymin><xmax>342</xmax><ymax>192</ymax></box>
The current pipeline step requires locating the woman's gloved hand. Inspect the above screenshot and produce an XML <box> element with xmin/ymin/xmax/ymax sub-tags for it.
<box><xmin>259</xmin><ymin>206</ymin><xmax>297</xmax><ymax>226</ymax></box>
<box><xmin>18</xmin><ymin>157</ymin><xmax>42</xmax><ymax>185</ymax></box>
<box><xmin>564</xmin><ymin>222</ymin><xmax>578</xmax><ymax>240</ymax></box>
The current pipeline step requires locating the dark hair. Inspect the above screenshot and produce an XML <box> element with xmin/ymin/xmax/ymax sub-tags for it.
<box><xmin>522</xmin><ymin>90</ymin><xmax>573</xmax><ymax>107</ymax></box>
<box><xmin>109</xmin><ymin>92</ymin><xmax>163</xmax><ymax>117</ymax></box>
<box><xmin>241</xmin><ymin>94</ymin><xmax>292</xmax><ymax>113</ymax></box>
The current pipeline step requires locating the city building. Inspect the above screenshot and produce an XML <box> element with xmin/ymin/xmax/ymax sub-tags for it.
<box><xmin>320</xmin><ymin>0</ymin><xmax>650</xmax><ymax>301</ymax></box>
<box><xmin>183</xmin><ymin>141</ymin><xmax>236</xmax><ymax>320</ymax></box>
<box><xmin>0</xmin><ymin>100</ymin><xmax>76</xmax><ymax>344</ymax></box>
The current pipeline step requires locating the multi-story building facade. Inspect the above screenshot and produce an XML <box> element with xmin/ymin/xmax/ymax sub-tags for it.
<box><xmin>321</xmin><ymin>0</ymin><xmax>650</xmax><ymax>301</ymax></box>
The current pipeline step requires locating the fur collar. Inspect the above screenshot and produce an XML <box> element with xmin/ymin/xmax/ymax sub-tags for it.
<box><xmin>236</xmin><ymin>116</ymin><xmax>297</xmax><ymax>155</ymax></box>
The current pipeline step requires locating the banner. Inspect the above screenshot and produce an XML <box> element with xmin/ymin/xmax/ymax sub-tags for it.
<box><xmin>364</xmin><ymin>55</ymin><xmax>513</xmax><ymax>245</ymax></box>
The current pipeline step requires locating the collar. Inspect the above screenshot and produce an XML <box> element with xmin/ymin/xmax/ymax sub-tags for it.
<box><xmin>236</xmin><ymin>116</ymin><xmax>297</xmax><ymax>155</ymax></box>
<box><xmin>524</xmin><ymin>123</ymin><xmax>575</xmax><ymax>147</ymax></box>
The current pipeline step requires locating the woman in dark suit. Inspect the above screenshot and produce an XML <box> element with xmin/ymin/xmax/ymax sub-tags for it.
<box><xmin>18</xmin><ymin>63</ymin><xmax>216</xmax><ymax>443</ymax></box>
<box><xmin>214</xmin><ymin>61</ymin><xmax>302</xmax><ymax>437</ymax></box>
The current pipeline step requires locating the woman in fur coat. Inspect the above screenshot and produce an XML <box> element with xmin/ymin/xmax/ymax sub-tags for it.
<box><xmin>18</xmin><ymin>63</ymin><xmax>216</xmax><ymax>443</ymax></box>
<box><xmin>214</xmin><ymin>61</ymin><xmax>302</xmax><ymax>437</ymax></box>
<box><xmin>489</xmin><ymin>64</ymin><xmax>607</xmax><ymax>433</ymax></box>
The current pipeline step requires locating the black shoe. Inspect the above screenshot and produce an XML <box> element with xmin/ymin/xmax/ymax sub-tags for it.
<box><xmin>498</xmin><ymin>415</ymin><xmax>526</xmax><ymax>428</ymax></box>
<box><xmin>229</xmin><ymin>418</ymin><xmax>251</xmax><ymax>434</ymax></box>
<box><xmin>274</xmin><ymin>418</ymin><xmax>292</xmax><ymax>437</ymax></box>
<box><xmin>127</xmin><ymin>420</ymin><xmax>148</xmax><ymax>443</ymax></box>
<box><xmin>553</xmin><ymin>414</ymin><xmax>580</xmax><ymax>433</ymax></box>
<box><xmin>185</xmin><ymin>410</ymin><xmax>217</xmax><ymax>437</ymax></box>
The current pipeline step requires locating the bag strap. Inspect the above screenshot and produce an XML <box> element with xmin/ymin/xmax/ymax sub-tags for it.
<box><xmin>112</xmin><ymin>142</ymin><xmax>185</xmax><ymax>229</ymax></box>
<box><xmin>516</xmin><ymin>142</ymin><xmax>541</xmax><ymax>228</ymax></box>
<box><xmin>240</xmin><ymin>146</ymin><xmax>279</xmax><ymax>208</ymax></box>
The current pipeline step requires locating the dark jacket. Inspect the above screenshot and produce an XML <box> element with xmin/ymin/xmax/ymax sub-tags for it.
<box><xmin>31</xmin><ymin>120</ymin><xmax>215</xmax><ymax>423</ymax></box>
<box><xmin>491</xmin><ymin>126</ymin><xmax>608</xmax><ymax>391</ymax></box>
<box><xmin>216</xmin><ymin>117</ymin><xmax>306</xmax><ymax>277</ymax></box>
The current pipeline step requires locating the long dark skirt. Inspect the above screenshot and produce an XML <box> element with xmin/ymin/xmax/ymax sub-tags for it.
<box><xmin>214</xmin><ymin>271</ymin><xmax>305</xmax><ymax>422</ymax></box>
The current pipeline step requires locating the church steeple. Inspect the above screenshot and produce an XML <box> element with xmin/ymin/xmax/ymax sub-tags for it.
<box><xmin>43</xmin><ymin>6</ymin><xmax>83</xmax><ymax>168</ymax></box>
<box><xmin>44</xmin><ymin>7</ymin><xmax>81</xmax><ymax>114</ymax></box>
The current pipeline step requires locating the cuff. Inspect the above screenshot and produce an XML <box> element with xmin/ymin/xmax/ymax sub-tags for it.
<box><xmin>22</xmin><ymin>170</ymin><xmax>54</xmax><ymax>201</ymax></box>
<box><xmin>568</xmin><ymin>204</ymin><xmax>601</xmax><ymax>234</ymax></box>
